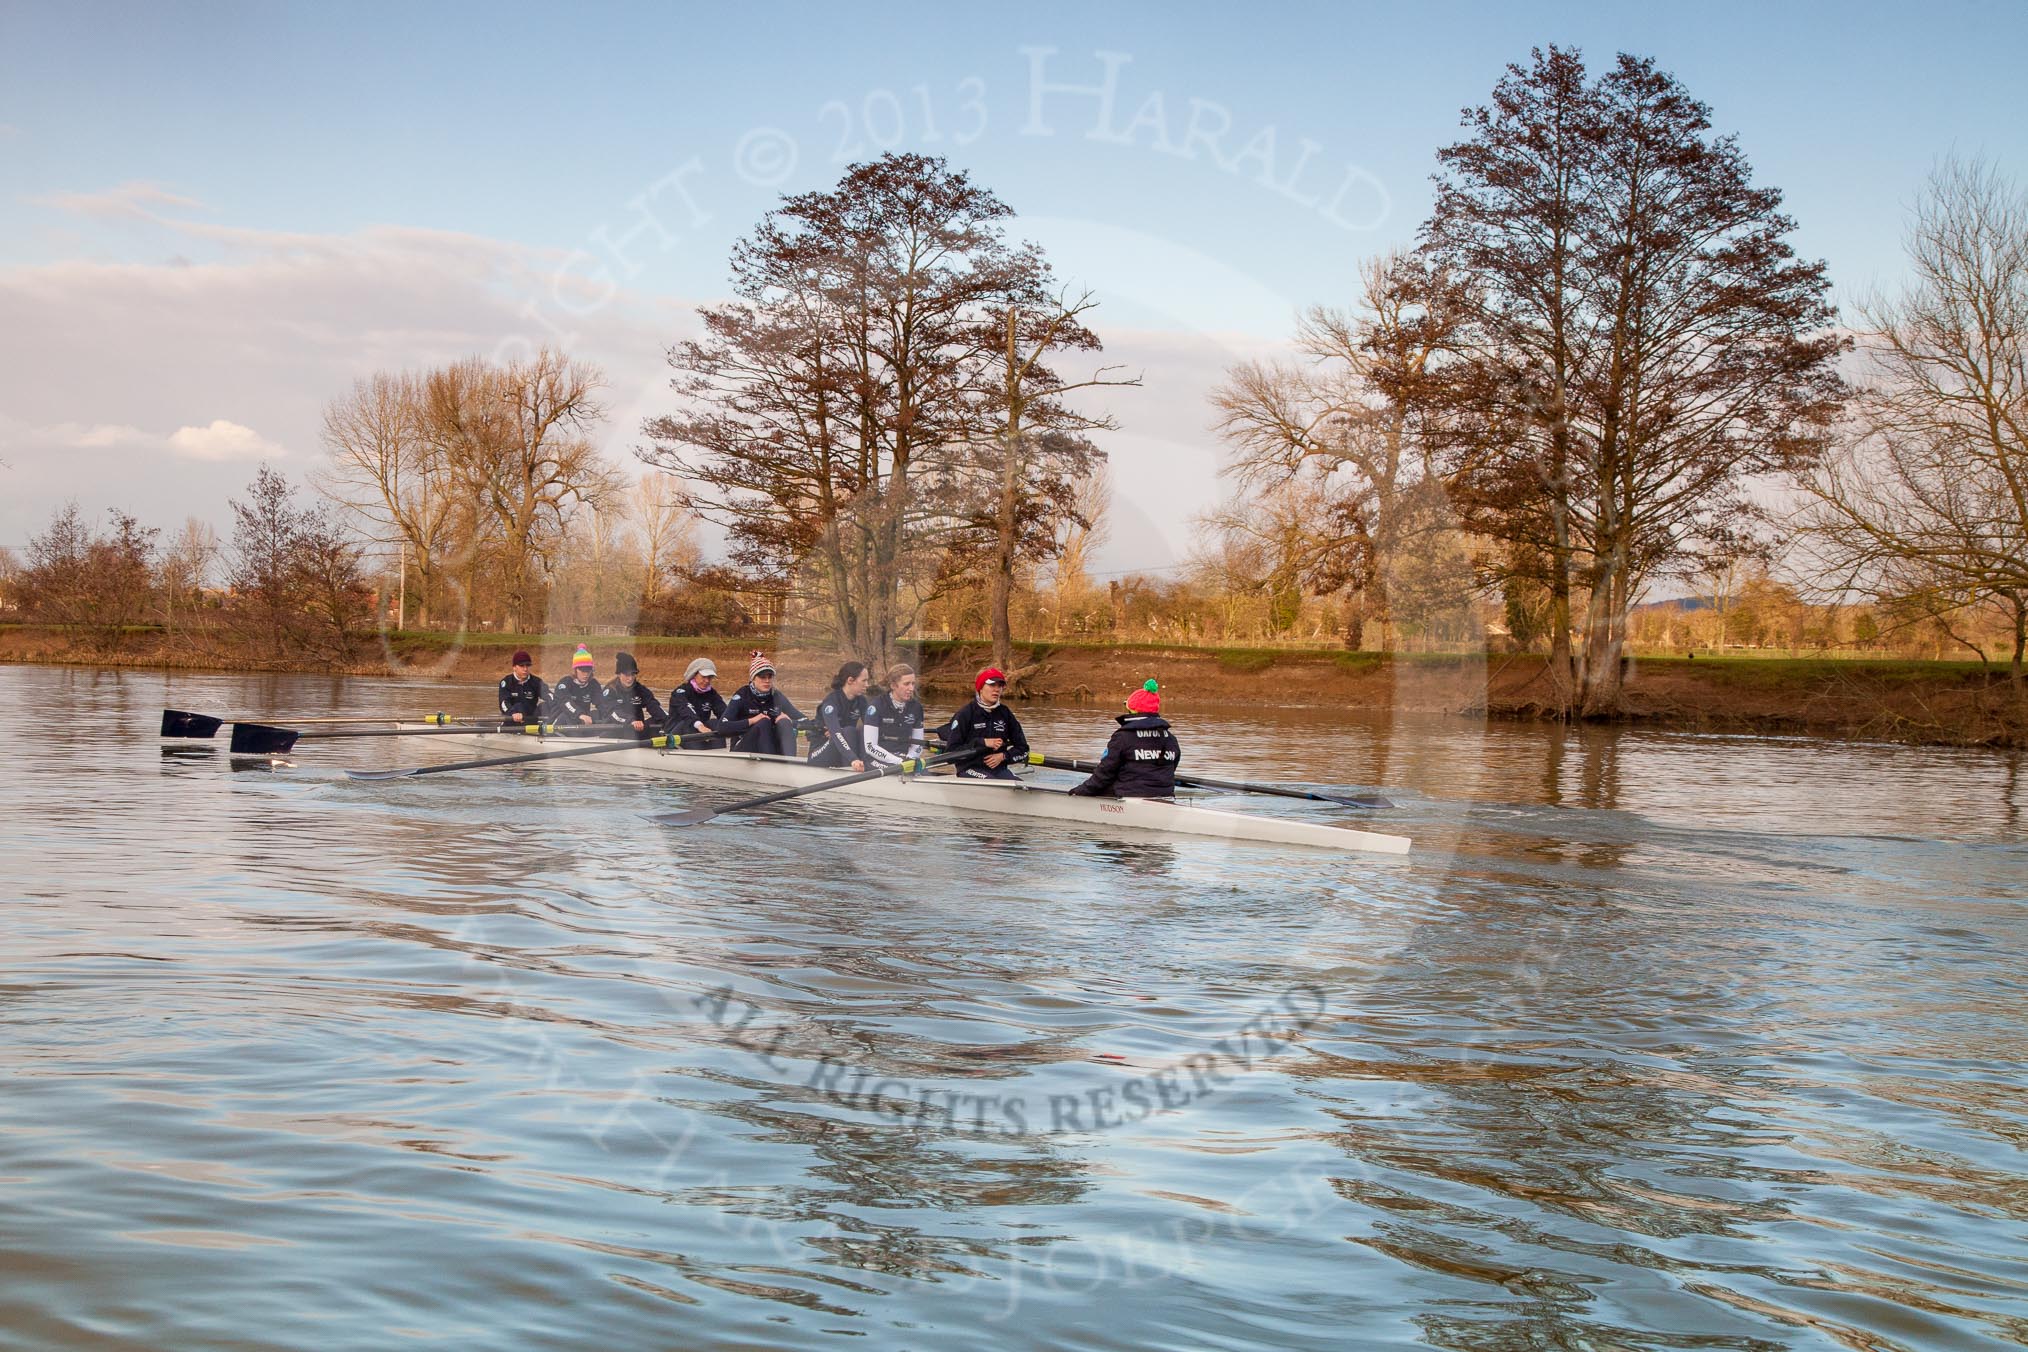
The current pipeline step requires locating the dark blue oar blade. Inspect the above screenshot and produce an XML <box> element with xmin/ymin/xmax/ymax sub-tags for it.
<box><xmin>162</xmin><ymin>709</ymin><xmax>223</xmax><ymax>739</ymax></box>
<box><xmin>230</xmin><ymin>722</ymin><xmax>301</xmax><ymax>755</ymax></box>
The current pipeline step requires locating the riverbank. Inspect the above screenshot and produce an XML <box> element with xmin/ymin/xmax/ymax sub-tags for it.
<box><xmin>6</xmin><ymin>624</ymin><xmax>2022</xmax><ymax>747</ymax></box>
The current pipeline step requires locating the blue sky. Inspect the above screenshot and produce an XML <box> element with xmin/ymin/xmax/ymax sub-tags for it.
<box><xmin>2</xmin><ymin>0</ymin><xmax>2023</xmax><ymax>566</ymax></box>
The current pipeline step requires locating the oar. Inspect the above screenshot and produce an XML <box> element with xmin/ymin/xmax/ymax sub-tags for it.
<box><xmin>345</xmin><ymin>730</ymin><xmax>701</xmax><ymax>781</ymax></box>
<box><xmin>162</xmin><ymin>709</ymin><xmax>224</xmax><ymax>738</ymax></box>
<box><xmin>227</xmin><ymin>720</ymin><xmax>603</xmax><ymax>755</ymax></box>
<box><xmin>163</xmin><ymin>708</ymin><xmax>481</xmax><ymax>739</ymax></box>
<box><xmin>646</xmin><ymin>750</ymin><xmax>968</xmax><ymax>828</ymax></box>
<box><xmin>1023</xmin><ymin>753</ymin><xmax>1394</xmax><ymax>810</ymax></box>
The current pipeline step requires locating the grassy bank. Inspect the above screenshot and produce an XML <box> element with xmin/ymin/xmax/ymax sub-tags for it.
<box><xmin>5</xmin><ymin>624</ymin><xmax>2022</xmax><ymax>747</ymax></box>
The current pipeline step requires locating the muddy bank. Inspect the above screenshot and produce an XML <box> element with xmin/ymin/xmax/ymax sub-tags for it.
<box><xmin>6</xmin><ymin>626</ymin><xmax>2023</xmax><ymax>747</ymax></box>
<box><xmin>919</xmin><ymin>642</ymin><xmax>2026</xmax><ymax>747</ymax></box>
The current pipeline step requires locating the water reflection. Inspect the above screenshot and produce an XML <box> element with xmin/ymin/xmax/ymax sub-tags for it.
<box><xmin>1081</xmin><ymin>838</ymin><xmax>1179</xmax><ymax>875</ymax></box>
<box><xmin>2001</xmin><ymin>752</ymin><xmax>2022</xmax><ymax>830</ymax></box>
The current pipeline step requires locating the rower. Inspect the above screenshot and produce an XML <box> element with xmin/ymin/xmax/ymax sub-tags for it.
<box><xmin>668</xmin><ymin>657</ymin><xmax>731</xmax><ymax>749</ymax></box>
<box><xmin>809</xmin><ymin>661</ymin><xmax>871</xmax><ymax>771</ymax></box>
<box><xmin>497</xmin><ymin>649</ymin><xmax>548</xmax><ymax>727</ymax></box>
<box><xmin>603</xmin><ymin>651</ymin><xmax>666</xmax><ymax>735</ymax></box>
<box><xmin>723</xmin><ymin>651</ymin><xmax>804</xmax><ymax>757</ymax></box>
<box><xmin>863</xmin><ymin>664</ymin><xmax>926</xmax><ymax>767</ymax></box>
<box><xmin>934</xmin><ymin>667</ymin><xmax>1029</xmax><ymax>780</ymax></box>
<box><xmin>1067</xmin><ymin>680</ymin><xmax>1181</xmax><ymax>798</ymax></box>
<box><xmin>548</xmin><ymin>644</ymin><xmax>604</xmax><ymax>727</ymax></box>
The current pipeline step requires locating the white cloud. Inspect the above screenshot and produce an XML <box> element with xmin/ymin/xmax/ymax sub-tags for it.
<box><xmin>0</xmin><ymin>417</ymin><xmax>281</xmax><ymax>464</ymax></box>
<box><xmin>163</xmin><ymin>419</ymin><xmax>281</xmax><ymax>462</ymax></box>
<box><xmin>0</xmin><ymin>207</ymin><xmax>690</xmax><ymax>547</ymax></box>
<box><xmin>28</xmin><ymin>179</ymin><xmax>205</xmax><ymax>219</ymax></box>
<box><xmin>41</xmin><ymin>422</ymin><xmax>156</xmax><ymax>449</ymax></box>
<box><xmin>167</xmin><ymin>419</ymin><xmax>284</xmax><ymax>462</ymax></box>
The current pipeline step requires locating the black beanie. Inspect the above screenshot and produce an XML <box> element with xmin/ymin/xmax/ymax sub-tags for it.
<box><xmin>614</xmin><ymin>651</ymin><xmax>639</xmax><ymax>676</ymax></box>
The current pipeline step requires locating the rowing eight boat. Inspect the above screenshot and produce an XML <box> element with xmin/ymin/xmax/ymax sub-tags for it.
<box><xmin>408</xmin><ymin>727</ymin><xmax>1411</xmax><ymax>856</ymax></box>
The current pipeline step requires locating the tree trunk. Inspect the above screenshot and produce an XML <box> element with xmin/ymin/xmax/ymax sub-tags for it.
<box><xmin>1578</xmin><ymin>544</ymin><xmax>1632</xmax><ymax>718</ymax></box>
<box><xmin>2010</xmin><ymin>592</ymin><xmax>2026</xmax><ymax>698</ymax></box>
<box><xmin>990</xmin><ymin>450</ymin><xmax>1019</xmax><ymax>675</ymax></box>
<box><xmin>1580</xmin><ymin>611</ymin><xmax>1626</xmax><ymax>716</ymax></box>
<box><xmin>991</xmin><ymin>309</ymin><xmax>1025</xmax><ymax>679</ymax></box>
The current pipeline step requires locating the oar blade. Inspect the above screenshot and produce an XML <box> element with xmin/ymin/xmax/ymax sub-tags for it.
<box><xmin>1309</xmin><ymin>791</ymin><xmax>1396</xmax><ymax>810</ymax></box>
<box><xmin>162</xmin><ymin>709</ymin><xmax>223</xmax><ymax>739</ymax></box>
<box><xmin>645</xmin><ymin>807</ymin><xmax>719</xmax><ymax>828</ymax></box>
<box><xmin>229</xmin><ymin>722</ymin><xmax>301</xmax><ymax>755</ymax></box>
<box><xmin>345</xmin><ymin>765</ymin><xmax>425</xmax><ymax>781</ymax></box>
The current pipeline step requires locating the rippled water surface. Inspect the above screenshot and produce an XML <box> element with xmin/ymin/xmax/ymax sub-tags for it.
<box><xmin>3</xmin><ymin>663</ymin><xmax>2025</xmax><ymax>1350</ymax></box>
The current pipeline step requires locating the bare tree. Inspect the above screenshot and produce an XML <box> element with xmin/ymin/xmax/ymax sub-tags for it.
<box><xmin>1213</xmin><ymin>251</ymin><xmax>1466</xmax><ymax>650</ymax></box>
<box><xmin>158</xmin><ymin>516</ymin><xmax>219</xmax><ymax>633</ymax></box>
<box><xmin>1799</xmin><ymin>157</ymin><xmax>2028</xmax><ymax>685</ymax></box>
<box><xmin>1053</xmin><ymin>463</ymin><xmax>1112</xmax><ymax>598</ymax></box>
<box><xmin>427</xmin><ymin>349</ymin><xmax>618</xmax><ymax>631</ymax></box>
<box><xmin>1700</xmin><ymin>554</ymin><xmax>1744</xmax><ymax>655</ymax></box>
<box><xmin>227</xmin><ymin>464</ymin><xmax>370</xmax><ymax>661</ymax></box>
<box><xmin>978</xmin><ymin>289</ymin><xmax>1134</xmax><ymax>674</ymax></box>
<box><xmin>17</xmin><ymin>503</ymin><xmax>157</xmax><ymax>650</ymax></box>
<box><xmin>317</xmin><ymin>371</ymin><xmax>455</xmax><ymax>627</ymax></box>
<box><xmin>1194</xmin><ymin>477</ymin><xmax>1331</xmax><ymax>639</ymax></box>
<box><xmin>635</xmin><ymin>471</ymin><xmax>702</xmax><ymax>604</ymax></box>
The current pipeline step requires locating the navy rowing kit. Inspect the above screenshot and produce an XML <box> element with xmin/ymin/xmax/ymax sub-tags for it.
<box><xmin>667</xmin><ymin>681</ymin><xmax>732</xmax><ymax>749</ymax></box>
<box><xmin>602</xmin><ymin>678</ymin><xmax>666</xmax><ymax>733</ymax></box>
<box><xmin>864</xmin><ymin>691</ymin><xmax>925</xmax><ymax>766</ymax></box>
<box><xmin>723</xmin><ymin>683</ymin><xmax>804</xmax><ymax>757</ymax></box>
<box><xmin>547</xmin><ymin>673</ymin><xmax>605</xmax><ymax>726</ymax></box>
<box><xmin>1066</xmin><ymin>714</ymin><xmax>1181</xmax><ymax>798</ymax></box>
<box><xmin>808</xmin><ymin>690</ymin><xmax>872</xmax><ymax>768</ymax></box>
<box><xmin>497</xmin><ymin>672</ymin><xmax>549</xmax><ymax>724</ymax></box>
<box><xmin>934</xmin><ymin>700</ymin><xmax>1030</xmax><ymax>780</ymax></box>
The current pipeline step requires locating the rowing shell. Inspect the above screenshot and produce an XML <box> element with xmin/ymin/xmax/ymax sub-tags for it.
<box><xmin>423</xmin><ymin>730</ymin><xmax>1411</xmax><ymax>856</ymax></box>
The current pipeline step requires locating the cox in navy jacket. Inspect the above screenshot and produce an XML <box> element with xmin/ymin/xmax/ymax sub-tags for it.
<box><xmin>1066</xmin><ymin>714</ymin><xmax>1180</xmax><ymax>797</ymax></box>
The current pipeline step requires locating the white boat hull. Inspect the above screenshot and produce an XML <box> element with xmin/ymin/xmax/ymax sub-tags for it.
<box><xmin>428</xmin><ymin>732</ymin><xmax>1411</xmax><ymax>856</ymax></box>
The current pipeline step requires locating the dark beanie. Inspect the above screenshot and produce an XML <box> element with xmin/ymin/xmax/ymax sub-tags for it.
<box><xmin>614</xmin><ymin>651</ymin><xmax>639</xmax><ymax>676</ymax></box>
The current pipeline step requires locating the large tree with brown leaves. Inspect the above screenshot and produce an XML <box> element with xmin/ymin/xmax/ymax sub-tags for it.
<box><xmin>640</xmin><ymin>154</ymin><xmax>1109</xmax><ymax>669</ymax></box>
<box><xmin>1424</xmin><ymin>47</ymin><xmax>1846</xmax><ymax>715</ymax></box>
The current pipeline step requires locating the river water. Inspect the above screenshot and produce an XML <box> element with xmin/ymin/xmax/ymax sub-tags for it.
<box><xmin>2</xmin><ymin>662</ymin><xmax>2024</xmax><ymax>1350</ymax></box>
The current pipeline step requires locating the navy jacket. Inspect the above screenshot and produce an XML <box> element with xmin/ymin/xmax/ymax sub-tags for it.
<box><xmin>723</xmin><ymin>683</ymin><xmax>805</xmax><ymax>757</ymax></box>
<box><xmin>1067</xmin><ymin>714</ymin><xmax>1180</xmax><ymax>798</ymax></box>
<box><xmin>865</xmin><ymin>690</ymin><xmax>925</xmax><ymax>763</ymax></box>
<box><xmin>497</xmin><ymin>672</ymin><xmax>549</xmax><ymax>724</ymax></box>
<box><xmin>667</xmin><ymin>681</ymin><xmax>732</xmax><ymax>749</ymax></box>
<box><xmin>602</xmin><ymin>677</ymin><xmax>666</xmax><ymax>731</ymax></box>
<box><xmin>809</xmin><ymin>690</ymin><xmax>872</xmax><ymax>768</ymax></box>
<box><xmin>933</xmin><ymin>700</ymin><xmax>1029</xmax><ymax>771</ymax></box>
<box><xmin>547</xmin><ymin>672</ymin><xmax>605</xmax><ymax>725</ymax></box>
